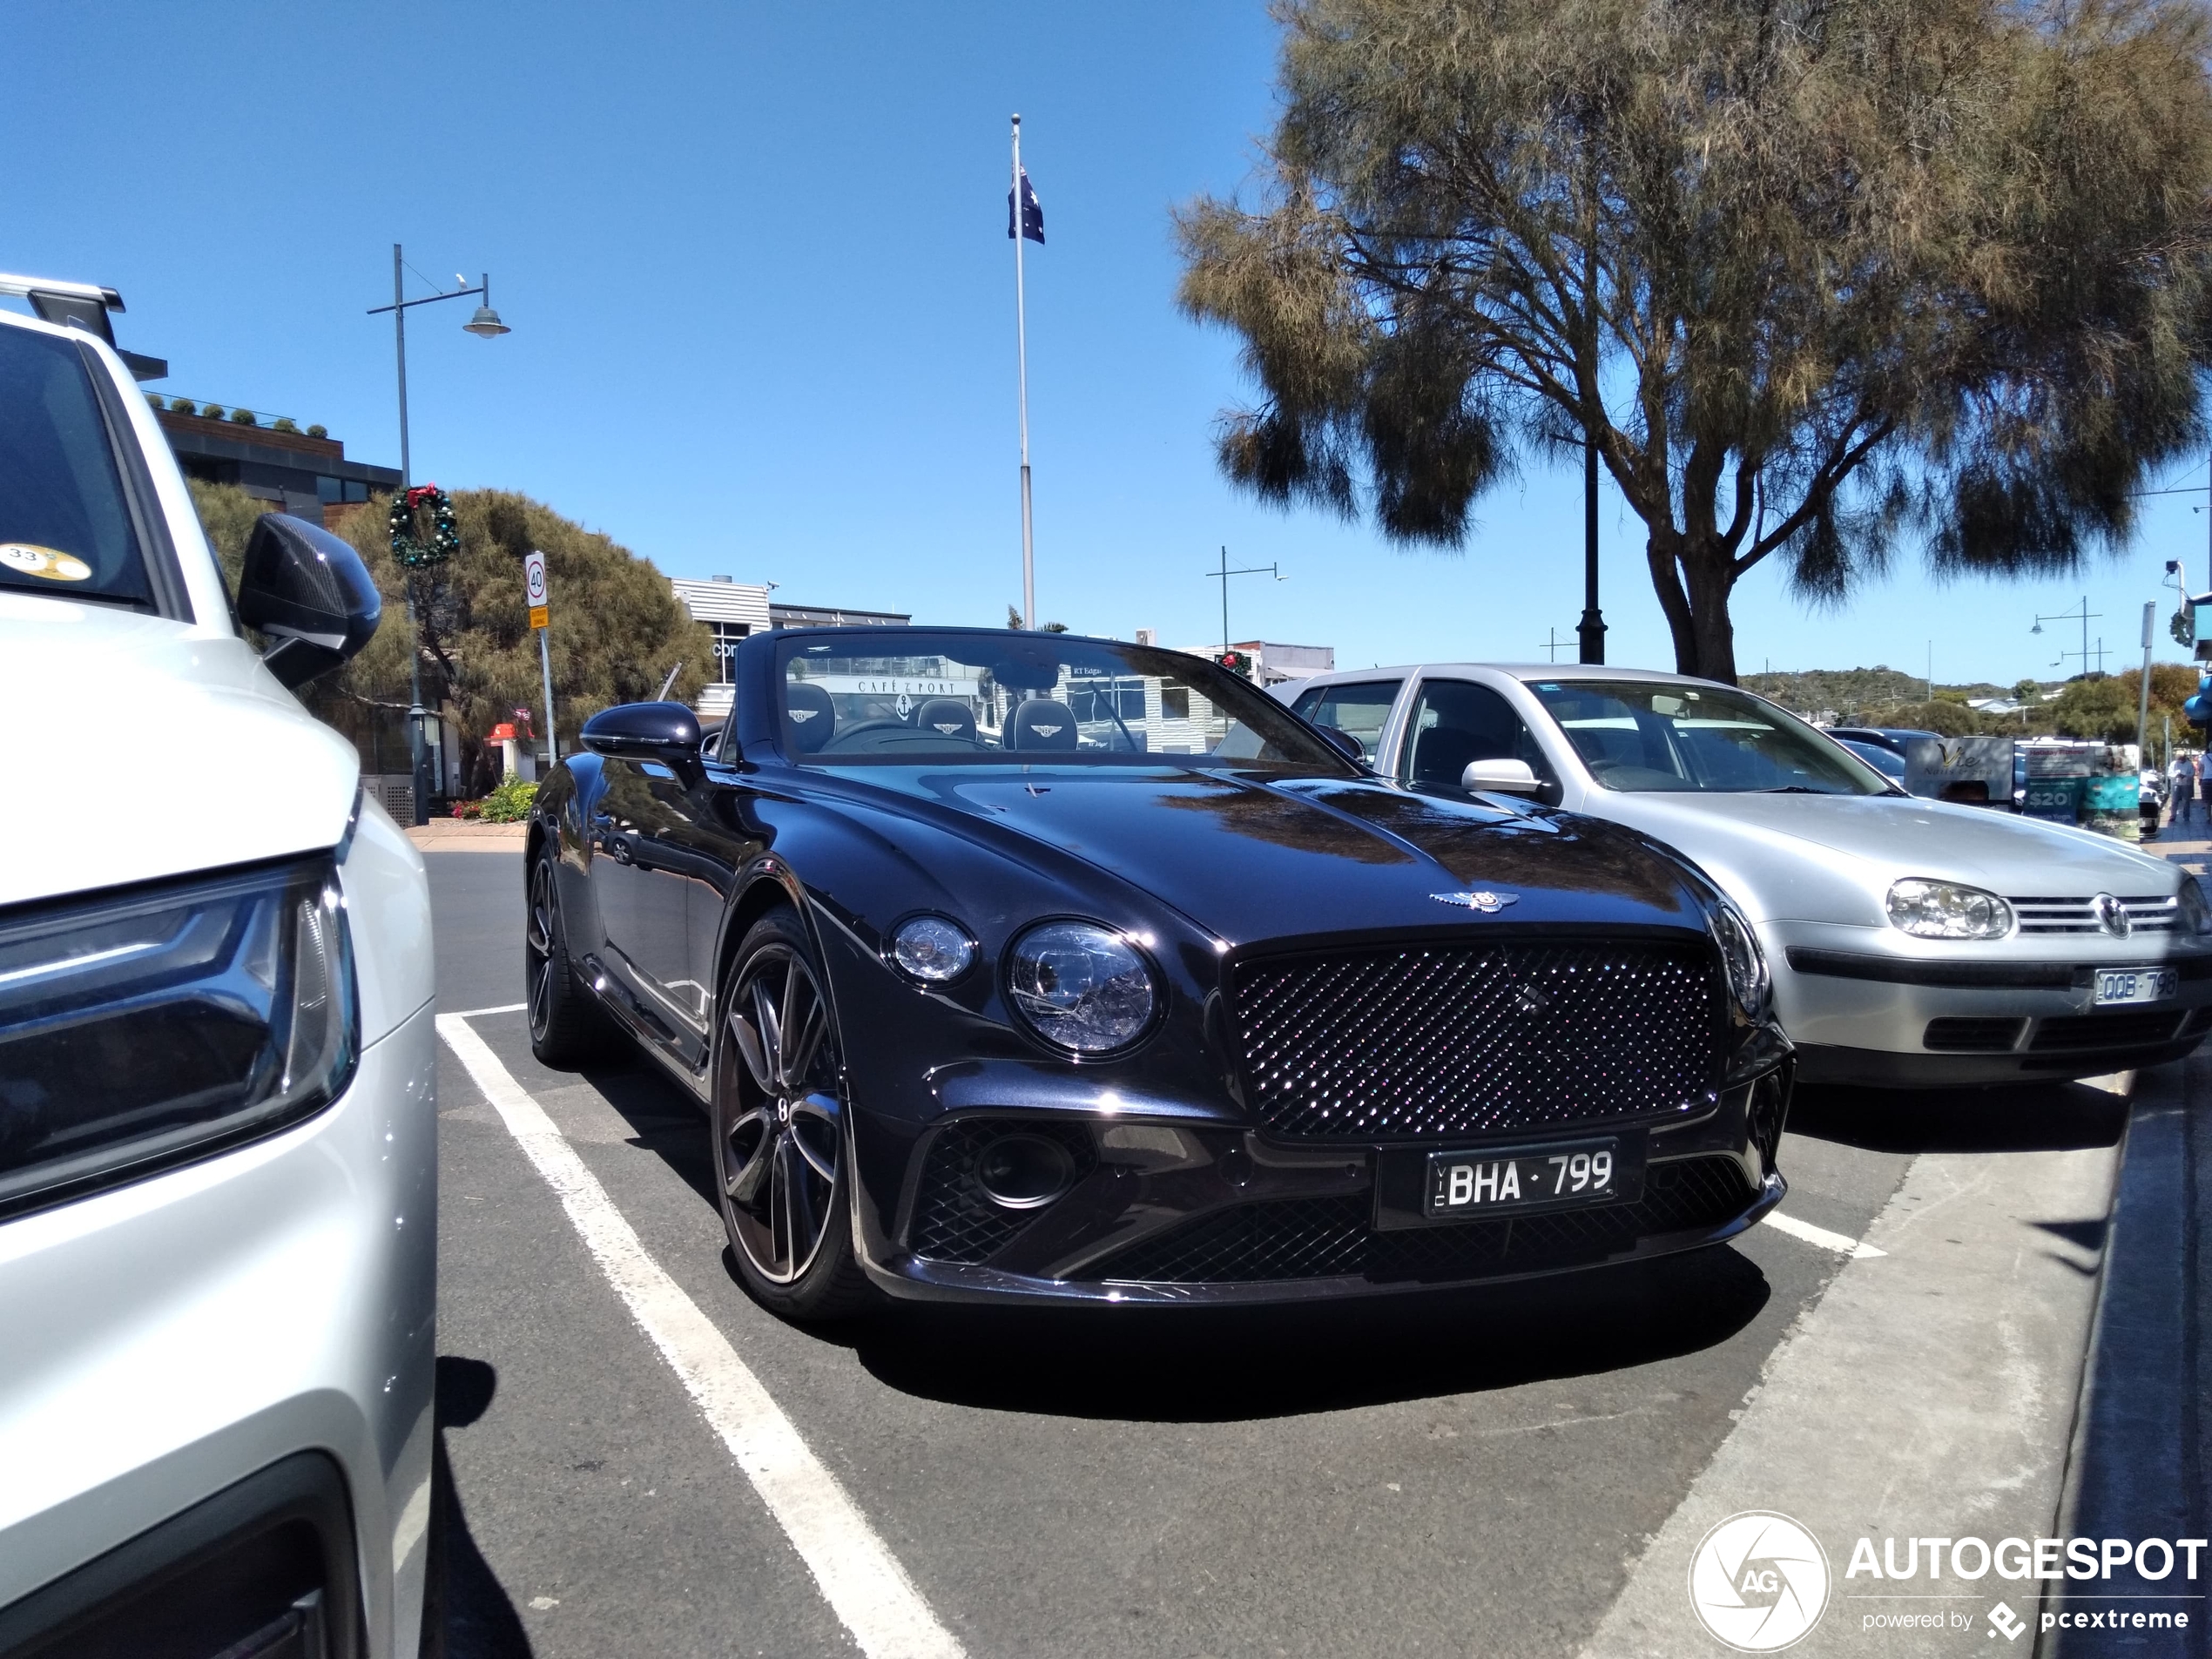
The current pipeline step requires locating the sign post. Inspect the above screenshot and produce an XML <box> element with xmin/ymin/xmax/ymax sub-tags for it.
<box><xmin>524</xmin><ymin>550</ymin><xmax>556</xmax><ymax>762</ymax></box>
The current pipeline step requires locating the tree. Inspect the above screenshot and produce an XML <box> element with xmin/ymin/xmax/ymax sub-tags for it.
<box><xmin>190</xmin><ymin>482</ymin><xmax>713</xmax><ymax>792</ymax></box>
<box><xmin>1176</xmin><ymin>0</ymin><xmax>2212</xmax><ymax>680</ymax></box>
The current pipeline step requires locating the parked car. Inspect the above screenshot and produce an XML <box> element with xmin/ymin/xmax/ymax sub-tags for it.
<box><xmin>1834</xmin><ymin>738</ymin><xmax>1906</xmax><ymax>784</ymax></box>
<box><xmin>1276</xmin><ymin>664</ymin><xmax>2212</xmax><ymax>1088</ymax></box>
<box><xmin>525</xmin><ymin>628</ymin><xmax>1792</xmax><ymax>1315</ymax></box>
<box><xmin>1824</xmin><ymin>725</ymin><xmax>1942</xmax><ymax>758</ymax></box>
<box><xmin>0</xmin><ymin>287</ymin><xmax>433</xmax><ymax>1656</ymax></box>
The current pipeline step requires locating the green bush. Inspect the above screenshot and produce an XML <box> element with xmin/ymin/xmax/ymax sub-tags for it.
<box><xmin>200</xmin><ymin>402</ymin><xmax>226</xmax><ymax>419</ymax></box>
<box><xmin>307</xmin><ymin>424</ymin><xmax>327</xmax><ymax>440</ymax></box>
<box><xmin>476</xmin><ymin>777</ymin><xmax>538</xmax><ymax>822</ymax></box>
<box><xmin>273</xmin><ymin>417</ymin><xmax>300</xmax><ymax>434</ymax></box>
<box><xmin>229</xmin><ymin>408</ymin><xmax>258</xmax><ymax>426</ymax></box>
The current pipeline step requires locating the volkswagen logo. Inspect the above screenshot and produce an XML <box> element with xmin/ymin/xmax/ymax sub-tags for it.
<box><xmin>1433</xmin><ymin>891</ymin><xmax>1519</xmax><ymax>913</ymax></box>
<box><xmin>2093</xmin><ymin>893</ymin><xmax>2132</xmax><ymax>939</ymax></box>
<box><xmin>1688</xmin><ymin>1511</ymin><xmax>1831</xmax><ymax>1651</ymax></box>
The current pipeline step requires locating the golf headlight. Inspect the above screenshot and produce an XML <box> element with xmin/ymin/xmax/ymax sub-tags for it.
<box><xmin>0</xmin><ymin>858</ymin><xmax>357</xmax><ymax>1217</ymax></box>
<box><xmin>2179</xmin><ymin>876</ymin><xmax>2212</xmax><ymax>936</ymax></box>
<box><xmin>1886</xmin><ymin>878</ymin><xmax>2013</xmax><ymax>940</ymax></box>
<box><xmin>1006</xmin><ymin>921</ymin><xmax>1157</xmax><ymax>1055</ymax></box>
<box><xmin>1712</xmin><ymin>903</ymin><xmax>1770</xmax><ymax>1016</ymax></box>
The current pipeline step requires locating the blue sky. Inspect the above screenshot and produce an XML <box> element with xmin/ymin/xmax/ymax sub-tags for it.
<box><xmin>7</xmin><ymin>0</ymin><xmax>2205</xmax><ymax>686</ymax></box>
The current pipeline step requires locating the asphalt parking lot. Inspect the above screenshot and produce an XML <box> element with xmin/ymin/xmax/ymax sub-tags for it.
<box><xmin>422</xmin><ymin>849</ymin><xmax>2139</xmax><ymax>1658</ymax></box>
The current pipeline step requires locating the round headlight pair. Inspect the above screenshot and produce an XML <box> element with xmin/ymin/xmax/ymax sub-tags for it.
<box><xmin>1712</xmin><ymin>903</ymin><xmax>1770</xmax><ymax>1017</ymax></box>
<box><xmin>1886</xmin><ymin>878</ymin><xmax>2013</xmax><ymax>940</ymax></box>
<box><xmin>891</xmin><ymin>914</ymin><xmax>1158</xmax><ymax>1055</ymax></box>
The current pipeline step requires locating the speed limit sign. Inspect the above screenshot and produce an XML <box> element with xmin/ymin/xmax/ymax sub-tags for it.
<box><xmin>524</xmin><ymin>550</ymin><xmax>549</xmax><ymax>630</ymax></box>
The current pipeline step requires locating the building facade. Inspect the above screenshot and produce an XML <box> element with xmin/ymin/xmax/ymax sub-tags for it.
<box><xmin>154</xmin><ymin>407</ymin><xmax>399</xmax><ymax>529</ymax></box>
<box><xmin>668</xmin><ymin>577</ymin><xmax>912</xmax><ymax>720</ymax></box>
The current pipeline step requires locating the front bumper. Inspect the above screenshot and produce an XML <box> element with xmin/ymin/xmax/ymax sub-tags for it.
<box><xmin>1768</xmin><ymin>924</ymin><xmax>2212</xmax><ymax>1087</ymax></box>
<box><xmin>0</xmin><ymin>1001</ymin><xmax>438</xmax><ymax>1658</ymax></box>
<box><xmin>853</xmin><ymin>1065</ymin><xmax>1791</xmax><ymax>1306</ymax></box>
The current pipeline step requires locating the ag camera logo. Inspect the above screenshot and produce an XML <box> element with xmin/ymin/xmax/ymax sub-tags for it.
<box><xmin>1689</xmin><ymin>1511</ymin><xmax>1831</xmax><ymax>1651</ymax></box>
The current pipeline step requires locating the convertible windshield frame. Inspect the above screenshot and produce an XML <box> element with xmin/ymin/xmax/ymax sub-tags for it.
<box><xmin>1522</xmin><ymin>678</ymin><xmax>1893</xmax><ymax>796</ymax></box>
<box><xmin>766</xmin><ymin>630</ymin><xmax>1359</xmax><ymax>773</ymax></box>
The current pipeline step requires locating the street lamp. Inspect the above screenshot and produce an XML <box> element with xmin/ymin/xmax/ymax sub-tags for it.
<box><xmin>367</xmin><ymin>246</ymin><xmax>510</xmax><ymax>825</ymax></box>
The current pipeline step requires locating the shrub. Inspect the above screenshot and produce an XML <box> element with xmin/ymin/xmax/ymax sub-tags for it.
<box><xmin>170</xmin><ymin>397</ymin><xmax>196</xmax><ymax>413</ymax></box>
<box><xmin>229</xmin><ymin>408</ymin><xmax>258</xmax><ymax>426</ymax></box>
<box><xmin>307</xmin><ymin>424</ymin><xmax>328</xmax><ymax>440</ymax></box>
<box><xmin>273</xmin><ymin>417</ymin><xmax>300</xmax><ymax>434</ymax></box>
<box><xmin>200</xmin><ymin>402</ymin><xmax>226</xmax><ymax>419</ymax></box>
<box><xmin>145</xmin><ymin>393</ymin><xmax>163</xmax><ymax>409</ymax></box>
<box><xmin>475</xmin><ymin>777</ymin><xmax>538</xmax><ymax>822</ymax></box>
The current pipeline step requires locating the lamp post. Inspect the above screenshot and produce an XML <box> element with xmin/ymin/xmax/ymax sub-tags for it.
<box><xmin>367</xmin><ymin>246</ymin><xmax>510</xmax><ymax>825</ymax></box>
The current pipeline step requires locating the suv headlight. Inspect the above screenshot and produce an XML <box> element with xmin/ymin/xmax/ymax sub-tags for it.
<box><xmin>1886</xmin><ymin>878</ymin><xmax>2013</xmax><ymax>940</ymax></box>
<box><xmin>2180</xmin><ymin>876</ymin><xmax>2212</xmax><ymax>936</ymax></box>
<box><xmin>0</xmin><ymin>858</ymin><xmax>357</xmax><ymax>1217</ymax></box>
<box><xmin>1712</xmin><ymin>902</ymin><xmax>1770</xmax><ymax>1017</ymax></box>
<box><xmin>1005</xmin><ymin>921</ymin><xmax>1157</xmax><ymax>1055</ymax></box>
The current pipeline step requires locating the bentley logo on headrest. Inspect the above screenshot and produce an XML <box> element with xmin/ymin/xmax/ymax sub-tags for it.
<box><xmin>789</xmin><ymin>709</ymin><xmax>819</xmax><ymax>722</ymax></box>
<box><xmin>1033</xmin><ymin>723</ymin><xmax>1065</xmax><ymax>737</ymax></box>
<box><xmin>933</xmin><ymin>722</ymin><xmax>962</xmax><ymax>733</ymax></box>
<box><xmin>1432</xmin><ymin>890</ymin><xmax>1518</xmax><ymax>913</ymax></box>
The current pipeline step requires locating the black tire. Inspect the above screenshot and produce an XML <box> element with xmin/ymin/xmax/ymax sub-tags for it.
<box><xmin>712</xmin><ymin>909</ymin><xmax>879</xmax><ymax>1321</ymax></box>
<box><xmin>526</xmin><ymin>843</ymin><xmax>617</xmax><ymax>1069</ymax></box>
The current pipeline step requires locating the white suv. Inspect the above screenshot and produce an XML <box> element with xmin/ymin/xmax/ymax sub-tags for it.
<box><xmin>0</xmin><ymin>282</ymin><xmax>436</xmax><ymax>1658</ymax></box>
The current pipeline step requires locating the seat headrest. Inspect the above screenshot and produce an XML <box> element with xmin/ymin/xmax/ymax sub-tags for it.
<box><xmin>783</xmin><ymin>681</ymin><xmax>836</xmax><ymax>752</ymax></box>
<box><xmin>1009</xmin><ymin>698</ymin><xmax>1077</xmax><ymax>750</ymax></box>
<box><xmin>914</xmin><ymin>698</ymin><xmax>977</xmax><ymax>740</ymax></box>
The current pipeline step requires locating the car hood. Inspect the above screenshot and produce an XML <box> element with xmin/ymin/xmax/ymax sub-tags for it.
<box><xmin>0</xmin><ymin>597</ymin><xmax>358</xmax><ymax>909</ymax></box>
<box><xmin>1587</xmin><ymin>789</ymin><xmax>2176</xmax><ymax>926</ymax></box>
<box><xmin>860</xmin><ymin>767</ymin><xmax>1715</xmax><ymax>944</ymax></box>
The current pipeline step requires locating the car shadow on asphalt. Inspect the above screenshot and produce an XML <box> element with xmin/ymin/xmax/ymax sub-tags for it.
<box><xmin>1787</xmin><ymin>1076</ymin><xmax>2131</xmax><ymax>1155</ymax></box>
<box><xmin>834</xmin><ymin>1247</ymin><xmax>1772</xmax><ymax>1421</ymax></box>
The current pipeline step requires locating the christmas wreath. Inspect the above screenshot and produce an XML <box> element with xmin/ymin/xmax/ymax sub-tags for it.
<box><xmin>389</xmin><ymin>483</ymin><xmax>460</xmax><ymax>570</ymax></box>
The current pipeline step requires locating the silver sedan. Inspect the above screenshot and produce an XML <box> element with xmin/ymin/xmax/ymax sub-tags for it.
<box><xmin>1277</xmin><ymin>663</ymin><xmax>2212</xmax><ymax>1087</ymax></box>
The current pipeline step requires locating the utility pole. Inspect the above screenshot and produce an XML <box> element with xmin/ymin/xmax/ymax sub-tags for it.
<box><xmin>1209</xmin><ymin>545</ymin><xmax>1283</xmax><ymax>653</ymax></box>
<box><xmin>1011</xmin><ymin>115</ymin><xmax>1036</xmax><ymax>631</ymax></box>
<box><xmin>2139</xmin><ymin>602</ymin><xmax>2156</xmax><ymax>763</ymax></box>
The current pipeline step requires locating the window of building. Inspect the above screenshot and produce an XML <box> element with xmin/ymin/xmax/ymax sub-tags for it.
<box><xmin>711</xmin><ymin>621</ymin><xmax>750</xmax><ymax>683</ymax></box>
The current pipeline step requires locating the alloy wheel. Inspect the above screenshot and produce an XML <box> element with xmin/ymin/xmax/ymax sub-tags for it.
<box><xmin>526</xmin><ymin>860</ymin><xmax>557</xmax><ymax>1039</ymax></box>
<box><xmin>718</xmin><ymin>943</ymin><xmax>843</xmax><ymax>1285</ymax></box>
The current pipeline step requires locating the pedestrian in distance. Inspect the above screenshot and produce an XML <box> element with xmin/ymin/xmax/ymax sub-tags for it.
<box><xmin>2172</xmin><ymin>753</ymin><xmax>2195</xmax><ymax>826</ymax></box>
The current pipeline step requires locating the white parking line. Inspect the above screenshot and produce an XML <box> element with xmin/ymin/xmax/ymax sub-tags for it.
<box><xmin>445</xmin><ymin>1001</ymin><xmax>529</xmax><ymax>1019</ymax></box>
<box><xmin>1761</xmin><ymin>1207</ymin><xmax>1886</xmax><ymax>1259</ymax></box>
<box><xmin>435</xmin><ymin>1014</ymin><xmax>966</xmax><ymax>1659</ymax></box>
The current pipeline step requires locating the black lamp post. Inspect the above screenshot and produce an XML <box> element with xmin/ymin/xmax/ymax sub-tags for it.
<box><xmin>367</xmin><ymin>246</ymin><xmax>510</xmax><ymax>824</ymax></box>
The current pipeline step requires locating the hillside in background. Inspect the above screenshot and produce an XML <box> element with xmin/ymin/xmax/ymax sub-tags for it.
<box><xmin>1741</xmin><ymin>666</ymin><xmax>2012</xmax><ymax>718</ymax></box>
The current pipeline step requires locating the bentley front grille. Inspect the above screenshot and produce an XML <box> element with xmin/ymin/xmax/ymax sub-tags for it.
<box><xmin>1228</xmin><ymin>939</ymin><xmax>1722</xmax><ymax>1141</ymax></box>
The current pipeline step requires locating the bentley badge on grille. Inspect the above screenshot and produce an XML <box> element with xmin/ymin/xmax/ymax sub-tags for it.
<box><xmin>1432</xmin><ymin>890</ymin><xmax>1519</xmax><ymax>912</ymax></box>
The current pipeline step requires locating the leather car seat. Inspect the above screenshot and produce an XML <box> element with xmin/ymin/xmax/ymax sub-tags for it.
<box><xmin>914</xmin><ymin>698</ymin><xmax>978</xmax><ymax>742</ymax></box>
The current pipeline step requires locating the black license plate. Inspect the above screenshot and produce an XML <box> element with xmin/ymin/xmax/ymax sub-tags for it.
<box><xmin>1373</xmin><ymin>1135</ymin><xmax>1648</xmax><ymax>1231</ymax></box>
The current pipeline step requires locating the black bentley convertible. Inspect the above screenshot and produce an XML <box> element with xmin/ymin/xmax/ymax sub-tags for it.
<box><xmin>525</xmin><ymin>627</ymin><xmax>1792</xmax><ymax>1318</ymax></box>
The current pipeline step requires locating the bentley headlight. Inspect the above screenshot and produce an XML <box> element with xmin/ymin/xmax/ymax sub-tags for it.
<box><xmin>1006</xmin><ymin>921</ymin><xmax>1157</xmax><ymax>1055</ymax></box>
<box><xmin>1886</xmin><ymin>878</ymin><xmax>2013</xmax><ymax>940</ymax></box>
<box><xmin>1712</xmin><ymin>902</ymin><xmax>1770</xmax><ymax>1016</ymax></box>
<box><xmin>2180</xmin><ymin>875</ymin><xmax>2212</xmax><ymax>936</ymax></box>
<box><xmin>890</xmin><ymin>914</ymin><xmax>976</xmax><ymax>983</ymax></box>
<box><xmin>0</xmin><ymin>859</ymin><xmax>357</xmax><ymax>1217</ymax></box>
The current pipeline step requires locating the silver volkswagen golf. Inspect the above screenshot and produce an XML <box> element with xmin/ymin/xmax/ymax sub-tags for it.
<box><xmin>1278</xmin><ymin>662</ymin><xmax>2212</xmax><ymax>1088</ymax></box>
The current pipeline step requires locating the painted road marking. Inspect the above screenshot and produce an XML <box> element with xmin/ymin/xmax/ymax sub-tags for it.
<box><xmin>1762</xmin><ymin>1208</ymin><xmax>1886</xmax><ymax>1259</ymax></box>
<box><xmin>436</xmin><ymin>1013</ymin><xmax>966</xmax><ymax>1659</ymax></box>
<box><xmin>446</xmin><ymin>1001</ymin><xmax>529</xmax><ymax>1019</ymax></box>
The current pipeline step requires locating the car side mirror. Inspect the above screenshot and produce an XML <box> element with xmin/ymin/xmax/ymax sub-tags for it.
<box><xmin>236</xmin><ymin>514</ymin><xmax>382</xmax><ymax>690</ymax></box>
<box><xmin>1316</xmin><ymin>725</ymin><xmax>1366</xmax><ymax>763</ymax></box>
<box><xmin>1462</xmin><ymin>758</ymin><xmax>1543</xmax><ymax>797</ymax></box>
<box><xmin>582</xmin><ymin>702</ymin><xmax>703</xmax><ymax>772</ymax></box>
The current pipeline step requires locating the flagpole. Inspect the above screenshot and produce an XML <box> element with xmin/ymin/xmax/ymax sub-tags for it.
<box><xmin>1012</xmin><ymin>112</ymin><xmax>1035</xmax><ymax>631</ymax></box>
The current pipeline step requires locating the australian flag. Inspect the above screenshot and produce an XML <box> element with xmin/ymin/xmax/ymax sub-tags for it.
<box><xmin>1008</xmin><ymin>166</ymin><xmax>1044</xmax><ymax>244</ymax></box>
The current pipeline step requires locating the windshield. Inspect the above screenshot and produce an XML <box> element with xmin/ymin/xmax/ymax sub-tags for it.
<box><xmin>774</xmin><ymin>632</ymin><xmax>1353</xmax><ymax>771</ymax></box>
<box><xmin>1524</xmin><ymin>679</ymin><xmax>1891</xmax><ymax>795</ymax></box>
<box><xmin>0</xmin><ymin>323</ymin><xmax>150</xmax><ymax>606</ymax></box>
